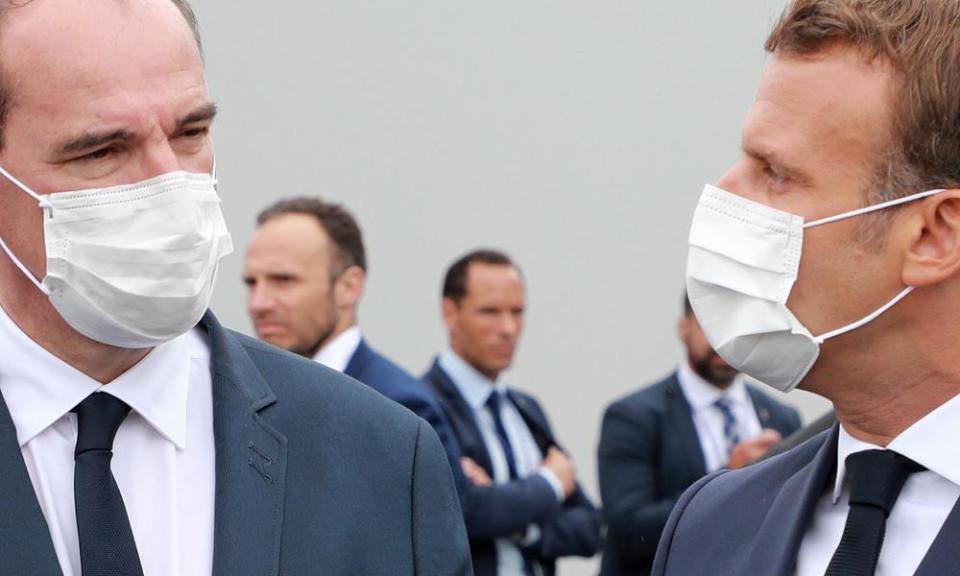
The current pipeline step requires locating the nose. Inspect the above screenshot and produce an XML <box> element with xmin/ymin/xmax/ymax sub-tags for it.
<box><xmin>498</xmin><ymin>313</ymin><xmax>521</xmax><ymax>339</ymax></box>
<box><xmin>715</xmin><ymin>157</ymin><xmax>766</xmax><ymax>204</ymax></box>
<box><xmin>247</xmin><ymin>282</ymin><xmax>276</xmax><ymax>317</ymax></box>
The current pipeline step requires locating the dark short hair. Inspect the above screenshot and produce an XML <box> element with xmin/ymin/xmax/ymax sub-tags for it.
<box><xmin>257</xmin><ymin>197</ymin><xmax>367</xmax><ymax>275</ymax></box>
<box><xmin>442</xmin><ymin>249</ymin><xmax>520</xmax><ymax>304</ymax></box>
<box><xmin>0</xmin><ymin>0</ymin><xmax>203</xmax><ymax>149</ymax></box>
<box><xmin>766</xmin><ymin>0</ymin><xmax>960</xmax><ymax>203</ymax></box>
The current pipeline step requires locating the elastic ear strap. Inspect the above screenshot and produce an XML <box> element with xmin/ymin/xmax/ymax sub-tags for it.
<box><xmin>814</xmin><ymin>286</ymin><xmax>914</xmax><ymax>343</ymax></box>
<box><xmin>0</xmin><ymin>164</ymin><xmax>51</xmax><ymax>209</ymax></box>
<box><xmin>0</xmin><ymin>235</ymin><xmax>50</xmax><ymax>295</ymax></box>
<box><xmin>805</xmin><ymin>189</ymin><xmax>945</xmax><ymax>229</ymax></box>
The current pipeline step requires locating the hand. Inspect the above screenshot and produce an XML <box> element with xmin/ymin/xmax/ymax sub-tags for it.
<box><xmin>461</xmin><ymin>457</ymin><xmax>493</xmax><ymax>486</ymax></box>
<box><xmin>726</xmin><ymin>429</ymin><xmax>783</xmax><ymax>469</ymax></box>
<box><xmin>542</xmin><ymin>447</ymin><xmax>576</xmax><ymax>497</ymax></box>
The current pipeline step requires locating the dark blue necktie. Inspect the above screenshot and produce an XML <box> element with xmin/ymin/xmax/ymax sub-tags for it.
<box><xmin>73</xmin><ymin>393</ymin><xmax>144</xmax><ymax>576</ymax></box>
<box><xmin>486</xmin><ymin>391</ymin><xmax>519</xmax><ymax>480</ymax></box>
<box><xmin>825</xmin><ymin>449</ymin><xmax>925</xmax><ymax>576</ymax></box>
<box><xmin>486</xmin><ymin>391</ymin><xmax>538</xmax><ymax>576</ymax></box>
<box><xmin>713</xmin><ymin>397</ymin><xmax>741</xmax><ymax>457</ymax></box>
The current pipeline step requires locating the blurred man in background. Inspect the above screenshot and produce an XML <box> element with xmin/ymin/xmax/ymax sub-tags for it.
<box><xmin>243</xmin><ymin>197</ymin><xmax>463</xmax><ymax>490</ymax></box>
<box><xmin>597</xmin><ymin>295</ymin><xmax>800</xmax><ymax>575</ymax></box>
<box><xmin>423</xmin><ymin>249</ymin><xmax>602</xmax><ymax>576</ymax></box>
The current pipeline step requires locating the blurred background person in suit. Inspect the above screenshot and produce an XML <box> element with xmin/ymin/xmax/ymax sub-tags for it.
<box><xmin>423</xmin><ymin>249</ymin><xmax>602</xmax><ymax>576</ymax></box>
<box><xmin>596</xmin><ymin>294</ymin><xmax>801</xmax><ymax>575</ymax></box>
<box><xmin>243</xmin><ymin>197</ymin><xmax>463</xmax><ymax>489</ymax></box>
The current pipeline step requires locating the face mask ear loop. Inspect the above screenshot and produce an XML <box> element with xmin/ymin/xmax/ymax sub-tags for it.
<box><xmin>0</xmin><ymin>235</ymin><xmax>51</xmax><ymax>296</ymax></box>
<box><xmin>211</xmin><ymin>158</ymin><xmax>218</xmax><ymax>192</ymax></box>
<box><xmin>0</xmin><ymin>164</ymin><xmax>54</xmax><ymax>214</ymax></box>
<box><xmin>813</xmin><ymin>286</ymin><xmax>914</xmax><ymax>343</ymax></box>
<box><xmin>804</xmin><ymin>189</ymin><xmax>946</xmax><ymax>229</ymax></box>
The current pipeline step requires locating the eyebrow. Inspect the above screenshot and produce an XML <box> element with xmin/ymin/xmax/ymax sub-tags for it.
<box><xmin>742</xmin><ymin>144</ymin><xmax>812</xmax><ymax>185</ymax></box>
<box><xmin>56</xmin><ymin>102</ymin><xmax>219</xmax><ymax>156</ymax></box>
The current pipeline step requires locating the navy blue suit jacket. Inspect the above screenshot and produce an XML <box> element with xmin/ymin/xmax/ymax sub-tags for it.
<box><xmin>344</xmin><ymin>338</ymin><xmax>466</xmax><ymax>498</ymax></box>
<box><xmin>653</xmin><ymin>423</ymin><xmax>960</xmax><ymax>575</ymax></box>
<box><xmin>0</xmin><ymin>313</ymin><xmax>472</xmax><ymax>575</ymax></box>
<box><xmin>597</xmin><ymin>372</ymin><xmax>802</xmax><ymax>576</ymax></box>
<box><xmin>424</xmin><ymin>360</ymin><xmax>602</xmax><ymax>576</ymax></box>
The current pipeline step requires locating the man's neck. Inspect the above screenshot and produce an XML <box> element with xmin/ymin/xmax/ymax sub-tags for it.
<box><xmin>0</xmin><ymin>288</ymin><xmax>149</xmax><ymax>384</ymax></box>
<box><xmin>804</xmin><ymin>328</ymin><xmax>960</xmax><ymax>446</ymax></box>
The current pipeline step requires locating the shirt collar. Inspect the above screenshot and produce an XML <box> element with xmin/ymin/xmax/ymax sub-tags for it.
<box><xmin>832</xmin><ymin>392</ymin><xmax>960</xmax><ymax>503</ymax></box>
<box><xmin>0</xmin><ymin>303</ymin><xmax>193</xmax><ymax>450</ymax></box>
<box><xmin>438</xmin><ymin>348</ymin><xmax>505</xmax><ymax>410</ymax></box>
<box><xmin>312</xmin><ymin>325</ymin><xmax>362</xmax><ymax>373</ymax></box>
<box><xmin>676</xmin><ymin>360</ymin><xmax>749</xmax><ymax>411</ymax></box>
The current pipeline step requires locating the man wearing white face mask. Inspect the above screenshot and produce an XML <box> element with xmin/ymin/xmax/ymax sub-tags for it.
<box><xmin>654</xmin><ymin>1</ymin><xmax>960</xmax><ymax>576</ymax></box>
<box><xmin>0</xmin><ymin>1</ymin><xmax>470</xmax><ymax>576</ymax></box>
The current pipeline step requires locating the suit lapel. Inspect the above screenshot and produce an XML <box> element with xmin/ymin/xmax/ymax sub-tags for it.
<box><xmin>426</xmin><ymin>361</ymin><xmax>495</xmax><ymax>474</ymax></box>
<box><xmin>913</xmin><ymin>493</ymin><xmax>960</xmax><ymax>575</ymax></box>
<box><xmin>665</xmin><ymin>374</ymin><xmax>709</xmax><ymax>479</ymax></box>
<box><xmin>0</xmin><ymin>391</ymin><xmax>62</xmax><ymax>575</ymax></box>
<box><xmin>343</xmin><ymin>338</ymin><xmax>371</xmax><ymax>380</ymax></box>
<box><xmin>746</xmin><ymin>424</ymin><xmax>839</xmax><ymax>576</ymax></box>
<box><xmin>201</xmin><ymin>313</ymin><xmax>288</xmax><ymax>576</ymax></box>
<box><xmin>506</xmin><ymin>391</ymin><xmax>554</xmax><ymax>455</ymax></box>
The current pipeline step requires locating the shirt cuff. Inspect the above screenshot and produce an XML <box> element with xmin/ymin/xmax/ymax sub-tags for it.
<box><xmin>538</xmin><ymin>468</ymin><xmax>565</xmax><ymax>503</ymax></box>
<box><xmin>519</xmin><ymin>524</ymin><xmax>542</xmax><ymax>547</ymax></box>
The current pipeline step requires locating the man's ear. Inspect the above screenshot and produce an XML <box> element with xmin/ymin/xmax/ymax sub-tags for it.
<box><xmin>442</xmin><ymin>298</ymin><xmax>459</xmax><ymax>332</ymax></box>
<box><xmin>902</xmin><ymin>190</ymin><xmax>960</xmax><ymax>287</ymax></box>
<box><xmin>334</xmin><ymin>266</ymin><xmax>365</xmax><ymax>309</ymax></box>
<box><xmin>678</xmin><ymin>314</ymin><xmax>691</xmax><ymax>345</ymax></box>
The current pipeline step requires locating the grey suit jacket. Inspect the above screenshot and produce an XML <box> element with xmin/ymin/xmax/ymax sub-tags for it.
<box><xmin>652</xmin><ymin>424</ymin><xmax>960</xmax><ymax>576</ymax></box>
<box><xmin>0</xmin><ymin>312</ymin><xmax>472</xmax><ymax>575</ymax></box>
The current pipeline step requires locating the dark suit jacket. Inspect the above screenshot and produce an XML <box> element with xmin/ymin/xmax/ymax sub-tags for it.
<box><xmin>652</xmin><ymin>423</ymin><xmax>960</xmax><ymax>575</ymax></box>
<box><xmin>758</xmin><ymin>409</ymin><xmax>836</xmax><ymax>462</ymax></box>
<box><xmin>424</xmin><ymin>360</ymin><xmax>602</xmax><ymax>576</ymax></box>
<box><xmin>0</xmin><ymin>312</ymin><xmax>472</xmax><ymax>576</ymax></box>
<box><xmin>597</xmin><ymin>372</ymin><xmax>802</xmax><ymax>576</ymax></box>
<box><xmin>344</xmin><ymin>338</ymin><xmax>467</xmax><ymax>498</ymax></box>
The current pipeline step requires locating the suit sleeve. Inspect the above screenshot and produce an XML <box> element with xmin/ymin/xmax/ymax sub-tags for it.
<box><xmin>597</xmin><ymin>400</ymin><xmax>678</xmax><ymax>567</ymax></box>
<box><xmin>461</xmin><ymin>473</ymin><xmax>563</xmax><ymax>539</ymax></box>
<box><xmin>529</xmin><ymin>485</ymin><xmax>603</xmax><ymax>560</ymax></box>
<box><xmin>411</xmin><ymin>419</ymin><xmax>474</xmax><ymax>576</ymax></box>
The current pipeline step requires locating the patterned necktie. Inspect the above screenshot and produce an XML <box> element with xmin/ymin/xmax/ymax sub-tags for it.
<box><xmin>825</xmin><ymin>449</ymin><xmax>925</xmax><ymax>576</ymax></box>
<box><xmin>713</xmin><ymin>397</ymin><xmax>741</xmax><ymax>457</ymax></box>
<box><xmin>486</xmin><ymin>391</ymin><xmax>519</xmax><ymax>480</ymax></box>
<box><xmin>73</xmin><ymin>393</ymin><xmax>144</xmax><ymax>576</ymax></box>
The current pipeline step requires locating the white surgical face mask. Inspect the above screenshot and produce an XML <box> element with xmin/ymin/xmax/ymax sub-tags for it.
<box><xmin>686</xmin><ymin>184</ymin><xmax>943</xmax><ymax>392</ymax></box>
<box><xmin>0</xmin><ymin>165</ymin><xmax>233</xmax><ymax>349</ymax></box>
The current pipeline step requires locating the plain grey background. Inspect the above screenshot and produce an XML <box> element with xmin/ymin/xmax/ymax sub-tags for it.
<box><xmin>195</xmin><ymin>1</ymin><xmax>832</xmax><ymax>573</ymax></box>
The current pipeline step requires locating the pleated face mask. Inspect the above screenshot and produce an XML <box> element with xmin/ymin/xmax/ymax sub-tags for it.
<box><xmin>685</xmin><ymin>184</ymin><xmax>941</xmax><ymax>392</ymax></box>
<box><xmin>0</xmin><ymin>166</ymin><xmax>233</xmax><ymax>348</ymax></box>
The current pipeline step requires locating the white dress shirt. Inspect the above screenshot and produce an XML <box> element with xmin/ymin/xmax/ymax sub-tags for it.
<box><xmin>439</xmin><ymin>349</ymin><xmax>563</xmax><ymax>576</ymax></box>
<box><xmin>676</xmin><ymin>361</ymin><xmax>763</xmax><ymax>472</ymax></box>
<box><xmin>795</xmin><ymin>393</ymin><xmax>960</xmax><ymax>576</ymax></box>
<box><xmin>0</xmin><ymin>305</ymin><xmax>216</xmax><ymax>576</ymax></box>
<box><xmin>312</xmin><ymin>325</ymin><xmax>362</xmax><ymax>372</ymax></box>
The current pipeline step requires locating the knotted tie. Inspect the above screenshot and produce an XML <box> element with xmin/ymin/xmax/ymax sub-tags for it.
<box><xmin>825</xmin><ymin>449</ymin><xmax>925</xmax><ymax>576</ymax></box>
<box><xmin>486</xmin><ymin>391</ymin><xmax>519</xmax><ymax>480</ymax></box>
<box><xmin>73</xmin><ymin>393</ymin><xmax>144</xmax><ymax>576</ymax></box>
<box><xmin>713</xmin><ymin>397</ymin><xmax>741</xmax><ymax>457</ymax></box>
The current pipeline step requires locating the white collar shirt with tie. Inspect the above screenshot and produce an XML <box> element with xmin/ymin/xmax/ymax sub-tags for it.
<box><xmin>439</xmin><ymin>348</ymin><xmax>564</xmax><ymax>576</ymax></box>
<box><xmin>676</xmin><ymin>361</ymin><xmax>763</xmax><ymax>473</ymax></box>
<box><xmin>0</xmin><ymin>304</ymin><xmax>215</xmax><ymax>576</ymax></box>
<box><xmin>795</xmin><ymin>393</ymin><xmax>960</xmax><ymax>576</ymax></box>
